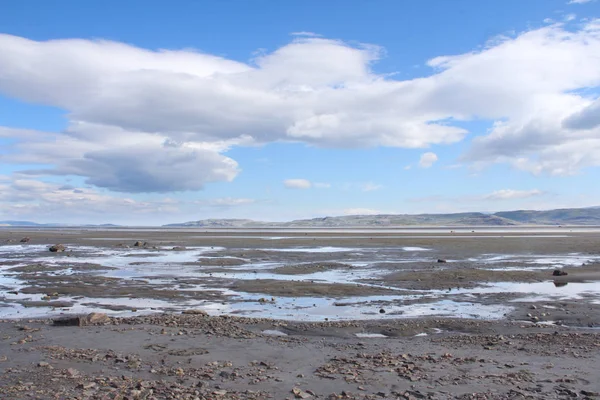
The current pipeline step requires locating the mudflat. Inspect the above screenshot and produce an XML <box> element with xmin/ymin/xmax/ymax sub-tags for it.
<box><xmin>1</xmin><ymin>227</ymin><xmax>600</xmax><ymax>399</ymax></box>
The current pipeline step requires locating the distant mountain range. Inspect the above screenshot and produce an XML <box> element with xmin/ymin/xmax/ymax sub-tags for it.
<box><xmin>3</xmin><ymin>206</ymin><xmax>600</xmax><ymax>228</ymax></box>
<box><xmin>165</xmin><ymin>207</ymin><xmax>600</xmax><ymax>227</ymax></box>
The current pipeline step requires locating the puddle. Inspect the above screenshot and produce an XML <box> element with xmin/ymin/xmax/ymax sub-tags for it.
<box><xmin>262</xmin><ymin>330</ymin><xmax>288</xmax><ymax>336</ymax></box>
<box><xmin>355</xmin><ymin>333</ymin><xmax>388</xmax><ymax>338</ymax></box>
<box><xmin>2</xmin><ymin>243</ymin><xmax>600</xmax><ymax>322</ymax></box>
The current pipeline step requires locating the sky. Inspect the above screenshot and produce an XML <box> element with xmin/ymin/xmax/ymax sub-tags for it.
<box><xmin>1</xmin><ymin>0</ymin><xmax>600</xmax><ymax>225</ymax></box>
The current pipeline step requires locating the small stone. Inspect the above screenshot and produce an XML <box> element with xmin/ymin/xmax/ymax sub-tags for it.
<box><xmin>87</xmin><ymin>312</ymin><xmax>109</xmax><ymax>325</ymax></box>
<box><xmin>292</xmin><ymin>387</ymin><xmax>313</xmax><ymax>399</ymax></box>
<box><xmin>20</xmin><ymin>237</ymin><xmax>31</xmax><ymax>243</ymax></box>
<box><xmin>379</xmin><ymin>308</ymin><xmax>386</xmax><ymax>314</ymax></box>
<box><xmin>38</xmin><ymin>362</ymin><xmax>49</xmax><ymax>367</ymax></box>
<box><xmin>49</xmin><ymin>244</ymin><xmax>66</xmax><ymax>252</ymax></box>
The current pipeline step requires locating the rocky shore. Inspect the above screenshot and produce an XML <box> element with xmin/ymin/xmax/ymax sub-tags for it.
<box><xmin>1</xmin><ymin>313</ymin><xmax>600</xmax><ymax>399</ymax></box>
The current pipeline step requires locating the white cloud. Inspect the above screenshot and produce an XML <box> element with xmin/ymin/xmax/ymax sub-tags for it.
<box><xmin>483</xmin><ymin>189</ymin><xmax>544</xmax><ymax>200</ymax></box>
<box><xmin>291</xmin><ymin>31</ymin><xmax>322</xmax><ymax>37</ymax></box>
<box><xmin>419</xmin><ymin>152</ymin><xmax>438</xmax><ymax>168</ymax></box>
<box><xmin>1</xmin><ymin>125</ymin><xmax>240</xmax><ymax>193</ymax></box>
<box><xmin>283</xmin><ymin>179</ymin><xmax>312</xmax><ymax>189</ymax></box>
<box><xmin>205</xmin><ymin>197</ymin><xmax>257</xmax><ymax>207</ymax></box>
<box><xmin>1</xmin><ymin>21</ymin><xmax>600</xmax><ymax>192</ymax></box>
<box><xmin>361</xmin><ymin>182</ymin><xmax>383</xmax><ymax>192</ymax></box>
<box><xmin>568</xmin><ymin>0</ymin><xmax>594</xmax><ymax>4</ymax></box>
<box><xmin>314</xmin><ymin>182</ymin><xmax>331</xmax><ymax>189</ymax></box>
<box><xmin>0</xmin><ymin>179</ymin><xmax>181</xmax><ymax>220</ymax></box>
<box><xmin>343</xmin><ymin>208</ymin><xmax>380</xmax><ymax>215</ymax></box>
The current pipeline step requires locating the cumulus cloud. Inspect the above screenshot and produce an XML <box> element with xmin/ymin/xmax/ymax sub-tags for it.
<box><xmin>419</xmin><ymin>152</ymin><xmax>438</xmax><ymax>168</ymax></box>
<box><xmin>2</xmin><ymin>21</ymin><xmax>600</xmax><ymax>193</ymax></box>
<box><xmin>283</xmin><ymin>179</ymin><xmax>312</xmax><ymax>189</ymax></box>
<box><xmin>0</xmin><ymin>179</ymin><xmax>181</xmax><ymax>219</ymax></box>
<box><xmin>1</xmin><ymin>124</ymin><xmax>240</xmax><ymax>193</ymax></box>
<box><xmin>483</xmin><ymin>189</ymin><xmax>544</xmax><ymax>200</ymax></box>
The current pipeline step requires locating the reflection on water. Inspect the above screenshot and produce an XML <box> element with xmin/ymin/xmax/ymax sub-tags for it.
<box><xmin>1</xmin><ymin>242</ymin><xmax>600</xmax><ymax>321</ymax></box>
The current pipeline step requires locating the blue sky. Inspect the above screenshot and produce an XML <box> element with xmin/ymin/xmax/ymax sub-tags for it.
<box><xmin>1</xmin><ymin>0</ymin><xmax>600</xmax><ymax>224</ymax></box>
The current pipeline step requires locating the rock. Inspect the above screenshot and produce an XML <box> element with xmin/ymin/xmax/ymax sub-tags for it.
<box><xmin>437</xmin><ymin>259</ymin><xmax>447</xmax><ymax>263</ymax></box>
<box><xmin>38</xmin><ymin>361</ymin><xmax>49</xmax><ymax>367</ymax></box>
<box><xmin>133</xmin><ymin>241</ymin><xmax>145</xmax><ymax>247</ymax></box>
<box><xmin>553</xmin><ymin>269</ymin><xmax>568</xmax><ymax>276</ymax></box>
<box><xmin>53</xmin><ymin>316</ymin><xmax>86</xmax><ymax>327</ymax></box>
<box><xmin>87</xmin><ymin>312</ymin><xmax>110</xmax><ymax>325</ymax></box>
<box><xmin>53</xmin><ymin>313</ymin><xmax>109</xmax><ymax>327</ymax></box>
<box><xmin>66</xmin><ymin>368</ymin><xmax>80</xmax><ymax>378</ymax></box>
<box><xmin>292</xmin><ymin>387</ymin><xmax>313</xmax><ymax>399</ymax></box>
<box><xmin>49</xmin><ymin>244</ymin><xmax>66</xmax><ymax>252</ymax></box>
<box><xmin>379</xmin><ymin>308</ymin><xmax>386</xmax><ymax>314</ymax></box>
<box><xmin>20</xmin><ymin>237</ymin><xmax>31</xmax><ymax>243</ymax></box>
<box><xmin>172</xmin><ymin>246</ymin><xmax>187</xmax><ymax>251</ymax></box>
<box><xmin>182</xmin><ymin>309</ymin><xmax>208</xmax><ymax>316</ymax></box>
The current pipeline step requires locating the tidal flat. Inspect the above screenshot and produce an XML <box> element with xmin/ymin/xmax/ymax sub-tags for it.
<box><xmin>1</xmin><ymin>227</ymin><xmax>599</xmax><ymax>399</ymax></box>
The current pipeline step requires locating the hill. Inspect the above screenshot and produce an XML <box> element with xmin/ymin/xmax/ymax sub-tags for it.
<box><xmin>165</xmin><ymin>206</ymin><xmax>600</xmax><ymax>227</ymax></box>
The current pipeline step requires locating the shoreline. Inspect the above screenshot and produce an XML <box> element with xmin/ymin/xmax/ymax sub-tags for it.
<box><xmin>2</xmin><ymin>312</ymin><xmax>600</xmax><ymax>399</ymax></box>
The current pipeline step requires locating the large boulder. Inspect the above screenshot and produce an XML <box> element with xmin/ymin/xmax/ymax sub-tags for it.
<box><xmin>49</xmin><ymin>244</ymin><xmax>66</xmax><ymax>252</ymax></box>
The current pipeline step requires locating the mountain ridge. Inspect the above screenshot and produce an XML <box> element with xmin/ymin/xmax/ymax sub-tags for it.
<box><xmin>164</xmin><ymin>206</ymin><xmax>600</xmax><ymax>227</ymax></box>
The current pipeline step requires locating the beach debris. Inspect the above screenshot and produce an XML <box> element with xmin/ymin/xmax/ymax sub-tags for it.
<box><xmin>20</xmin><ymin>237</ymin><xmax>31</xmax><ymax>243</ymax></box>
<box><xmin>553</xmin><ymin>269</ymin><xmax>568</xmax><ymax>276</ymax></box>
<box><xmin>49</xmin><ymin>244</ymin><xmax>66</xmax><ymax>252</ymax></box>
<box><xmin>437</xmin><ymin>259</ymin><xmax>447</xmax><ymax>263</ymax></box>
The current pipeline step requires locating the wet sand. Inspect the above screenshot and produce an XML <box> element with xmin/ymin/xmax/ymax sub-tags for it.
<box><xmin>1</xmin><ymin>227</ymin><xmax>600</xmax><ymax>398</ymax></box>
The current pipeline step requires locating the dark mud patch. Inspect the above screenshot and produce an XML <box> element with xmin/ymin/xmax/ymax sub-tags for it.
<box><xmin>228</xmin><ymin>279</ymin><xmax>398</xmax><ymax>297</ymax></box>
<box><xmin>271</xmin><ymin>262</ymin><xmax>354</xmax><ymax>275</ymax></box>
<box><xmin>7</xmin><ymin>264</ymin><xmax>65</xmax><ymax>273</ymax></box>
<box><xmin>196</xmin><ymin>257</ymin><xmax>247</xmax><ymax>266</ymax></box>
<box><xmin>16</xmin><ymin>273</ymin><xmax>229</xmax><ymax>302</ymax></box>
<box><xmin>376</xmin><ymin>268</ymin><xmax>549</xmax><ymax>290</ymax></box>
<box><xmin>80</xmin><ymin>303</ymin><xmax>142</xmax><ymax>311</ymax></box>
<box><xmin>17</xmin><ymin>300</ymin><xmax>75</xmax><ymax>308</ymax></box>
